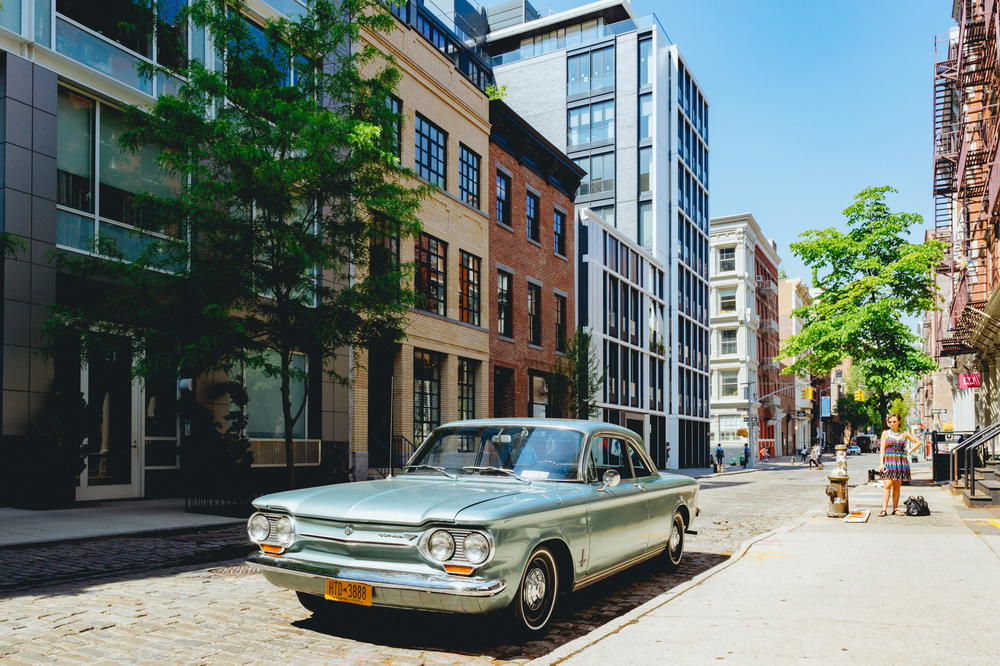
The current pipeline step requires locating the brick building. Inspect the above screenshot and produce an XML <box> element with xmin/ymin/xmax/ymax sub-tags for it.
<box><xmin>487</xmin><ymin>100</ymin><xmax>584</xmax><ymax>418</ymax></box>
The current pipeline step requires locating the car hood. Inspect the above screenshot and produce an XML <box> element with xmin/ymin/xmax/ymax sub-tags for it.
<box><xmin>253</xmin><ymin>477</ymin><xmax>529</xmax><ymax>526</ymax></box>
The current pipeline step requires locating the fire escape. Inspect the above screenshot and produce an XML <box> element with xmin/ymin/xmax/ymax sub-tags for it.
<box><xmin>935</xmin><ymin>0</ymin><xmax>1000</xmax><ymax>357</ymax></box>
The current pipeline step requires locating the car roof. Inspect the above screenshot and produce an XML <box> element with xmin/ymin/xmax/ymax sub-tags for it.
<box><xmin>436</xmin><ymin>418</ymin><xmax>640</xmax><ymax>439</ymax></box>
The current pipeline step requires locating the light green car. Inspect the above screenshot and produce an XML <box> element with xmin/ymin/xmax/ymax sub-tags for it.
<box><xmin>247</xmin><ymin>419</ymin><xmax>699</xmax><ymax>633</ymax></box>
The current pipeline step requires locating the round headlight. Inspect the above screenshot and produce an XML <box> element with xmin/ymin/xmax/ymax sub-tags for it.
<box><xmin>248</xmin><ymin>514</ymin><xmax>270</xmax><ymax>543</ymax></box>
<box><xmin>428</xmin><ymin>530</ymin><xmax>455</xmax><ymax>561</ymax></box>
<box><xmin>463</xmin><ymin>533</ymin><xmax>490</xmax><ymax>565</ymax></box>
<box><xmin>272</xmin><ymin>516</ymin><xmax>295</xmax><ymax>546</ymax></box>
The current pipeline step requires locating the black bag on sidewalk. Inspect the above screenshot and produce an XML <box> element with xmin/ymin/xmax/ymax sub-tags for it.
<box><xmin>904</xmin><ymin>496</ymin><xmax>930</xmax><ymax>516</ymax></box>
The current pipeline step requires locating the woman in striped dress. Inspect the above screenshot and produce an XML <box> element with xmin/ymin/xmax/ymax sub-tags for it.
<box><xmin>879</xmin><ymin>414</ymin><xmax>923</xmax><ymax>516</ymax></box>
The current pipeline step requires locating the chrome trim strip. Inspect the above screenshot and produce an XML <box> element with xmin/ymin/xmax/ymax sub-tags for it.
<box><xmin>572</xmin><ymin>546</ymin><xmax>666</xmax><ymax>591</ymax></box>
<box><xmin>248</xmin><ymin>553</ymin><xmax>507</xmax><ymax>597</ymax></box>
<box><xmin>297</xmin><ymin>532</ymin><xmax>413</xmax><ymax>547</ymax></box>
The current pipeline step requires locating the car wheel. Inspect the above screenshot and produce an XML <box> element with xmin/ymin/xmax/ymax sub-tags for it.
<box><xmin>511</xmin><ymin>546</ymin><xmax>559</xmax><ymax>633</ymax></box>
<box><xmin>663</xmin><ymin>512</ymin><xmax>685</xmax><ymax>573</ymax></box>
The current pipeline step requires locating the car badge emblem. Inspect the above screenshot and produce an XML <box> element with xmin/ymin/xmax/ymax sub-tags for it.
<box><xmin>344</xmin><ymin>525</ymin><xmax>354</xmax><ymax>536</ymax></box>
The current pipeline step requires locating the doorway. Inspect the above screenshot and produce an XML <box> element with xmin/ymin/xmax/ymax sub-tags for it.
<box><xmin>77</xmin><ymin>335</ymin><xmax>142</xmax><ymax>500</ymax></box>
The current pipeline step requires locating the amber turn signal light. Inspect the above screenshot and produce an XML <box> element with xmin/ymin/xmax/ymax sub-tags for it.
<box><xmin>443</xmin><ymin>564</ymin><xmax>474</xmax><ymax>575</ymax></box>
<box><xmin>260</xmin><ymin>544</ymin><xmax>284</xmax><ymax>555</ymax></box>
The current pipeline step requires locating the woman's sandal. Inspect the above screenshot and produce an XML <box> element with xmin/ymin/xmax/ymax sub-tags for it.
<box><xmin>893</xmin><ymin>509</ymin><xmax>904</xmax><ymax>516</ymax></box>
<box><xmin>878</xmin><ymin>510</ymin><xmax>887</xmax><ymax>517</ymax></box>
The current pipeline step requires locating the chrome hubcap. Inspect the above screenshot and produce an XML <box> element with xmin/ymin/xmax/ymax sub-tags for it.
<box><xmin>669</xmin><ymin>523</ymin><xmax>681</xmax><ymax>552</ymax></box>
<box><xmin>524</xmin><ymin>566</ymin><xmax>547</xmax><ymax>610</ymax></box>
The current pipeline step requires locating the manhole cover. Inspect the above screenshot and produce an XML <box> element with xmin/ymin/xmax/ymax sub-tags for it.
<box><xmin>210</xmin><ymin>564</ymin><xmax>259</xmax><ymax>576</ymax></box>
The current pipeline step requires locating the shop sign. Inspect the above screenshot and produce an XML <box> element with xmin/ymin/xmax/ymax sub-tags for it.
<box><xmin>959</xmin><ymin>373</ymin><xmax>982</xmax><ymax>389</ymax></box>
<box><xmin>942</xmin><ymin>422</ymin><xmax>954</xmax><ymax>432</ymax></box>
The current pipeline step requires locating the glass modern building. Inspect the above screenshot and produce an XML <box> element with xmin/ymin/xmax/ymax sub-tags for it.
<box><xmin>479</xmin><ymin>0</ymin><xmax>710</xmax><ymax>468</ymax></box>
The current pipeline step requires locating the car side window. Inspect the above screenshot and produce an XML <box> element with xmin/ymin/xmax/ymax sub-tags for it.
<box><xmin>627</xmin><ymin>442</ymin><xmax>653</xmax><ymax>477</ymax></box>
<box><xmin>588</xmin><ymin>436</ymin><xmax>635</xmax><ymax>481</ymax></box>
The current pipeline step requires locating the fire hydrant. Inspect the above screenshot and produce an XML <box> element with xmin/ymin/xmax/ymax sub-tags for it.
<box><xmin>825</xmin><ymin>444</ymin><xmax>850</xmax><ymax>518</ymax></box>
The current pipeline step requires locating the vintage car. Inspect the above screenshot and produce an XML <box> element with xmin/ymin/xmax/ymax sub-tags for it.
<box><xmin>247</xmin><ymin>419</ymin><xmax>699</xmax><ymax>632</ymax></box>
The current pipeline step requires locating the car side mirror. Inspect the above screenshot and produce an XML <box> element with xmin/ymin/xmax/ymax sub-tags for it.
<box><xmin>600</xmin><ymin>469</ymin><xmax>621</xmax><ymax>491</ymax></box>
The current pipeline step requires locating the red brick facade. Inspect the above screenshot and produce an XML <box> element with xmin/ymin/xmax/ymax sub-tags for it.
<box><xmin>487</xmin><ymin>101</ymin><xmax>583</xmax><ymax>418</ymax></box>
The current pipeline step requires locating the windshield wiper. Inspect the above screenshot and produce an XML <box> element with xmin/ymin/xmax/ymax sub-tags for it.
<box><xmin>462</xmin><ymin>466</ymin><xmax>531</xmax><ymax>484</ymax></box>
<box><xmin>402</xmin><ymin>464</ymin><xmax>456</xmax><ymax>479</ymax></box>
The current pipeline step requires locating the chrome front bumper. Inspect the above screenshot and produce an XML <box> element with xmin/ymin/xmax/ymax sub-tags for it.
<box><xmin>247</xmin><ymin>552</ymin><xmax>508</xmax><ymax>598</ymax></box>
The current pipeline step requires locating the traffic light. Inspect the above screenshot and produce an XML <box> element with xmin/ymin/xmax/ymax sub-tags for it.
<box><xmin>800</xmin><ymin>387</ymin><xmax>814</xmax><ymax>400</ymax></box>
<box><xmin>854</xmin><ymin>389</ymin><xmax>865</xmax><ymax>402</ymax></box>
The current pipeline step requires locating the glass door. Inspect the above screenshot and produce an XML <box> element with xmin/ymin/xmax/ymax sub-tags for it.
<box><xmin>77</xmin><ymin>335</ymin><xmax>142</xmax><ymax>500</ymax></box>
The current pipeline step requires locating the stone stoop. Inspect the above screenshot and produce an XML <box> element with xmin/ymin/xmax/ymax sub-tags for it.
<box><xmin>974</xmin><ymin>479</ymin><xmax>1000</xmax><ymax>503</ymax></box>
<box><xmin>963</xmin><ymin>487</ymin><xmax>1000</xmax><ymax>507</ymax></box>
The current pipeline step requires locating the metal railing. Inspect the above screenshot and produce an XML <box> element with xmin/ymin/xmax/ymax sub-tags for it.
<box><xmin>949</xmin><ymin>422</ymin><xmax>1000</xmax><ymax>494</ymax></box>
<box><xmin>369</xmin><ymin>434</ymin><xmax>417</xmax><ymax>479</ymax></box>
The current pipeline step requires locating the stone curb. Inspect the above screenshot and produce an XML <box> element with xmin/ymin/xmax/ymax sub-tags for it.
<box><xmin>528</xmin><ymin>507</ymin><xmax>818</xmax><ymax>666</ymax></box>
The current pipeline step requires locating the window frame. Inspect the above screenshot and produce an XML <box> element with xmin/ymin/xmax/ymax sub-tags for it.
<box><xmin>720</xmin><ymin>370</ymin><xmax>739</xmax><ymax>398</ymax></box>
<box><xmin>555</xmin><ymin>293</ymin><xmax>567</xmax><ymax>352</ymax></box>
<box><xmin>553</xmin><ymin>208</ymin><xmax>567</xmax><ymax>256</ymax></box>
<box><xmin>415</xmin><ymin>232</ymin><xmax>447</xmax><ymax>316</ymax></box>
<box><xmin>719</xmin><ymin>246</ymin><xmax>736</xmax><ymax>272</ymax></box>
<box><xmin>719</xmin><ymin>287</ymin><xmax>737</xmax><ymax>313</ymax></box>
<box><xmin>457</xmin><ymin>357</ymin><xmax>476</xmax><ymax>421</ymax></box>
<box><xmin>720</xmin><ymin>328</ymin><xmax>738</xmax><ymax>355</ymax></box>
<box><xmin>528</xmin><ymin>282</ymin><xmax>542</xmax><ymax>346</ymax></box>
<box><xmin>526</xmin><ymin>190</ymin><xmax>540</xmax><ymax>242</ymax></box>
<box><xmin>498</xmin><ymin>269</ymin><xmax>514</xmax><ymax>338</ymax></box>
<box><xmin>459</xmin><ymin>250</ymin><xmax>481</xmax><ymax>327</ymax></box>
<box><xmin>413</xmin><ymin>349</ymin><xmax>442</xmax><ymax>442</ymax></box>
<box><xmin>496</xmin><ymin>170</ymin><xmax>512</xmax><ymax>227</ymax></box>
<box><xmin>458</xmin><ymin>144</ymin><xmax>481</xmax><ymax>208</ymax></box>
<box><xmin>414</xmin><ymin>112</ymin><xmax>447</xmax><ymax>188</ymax></box>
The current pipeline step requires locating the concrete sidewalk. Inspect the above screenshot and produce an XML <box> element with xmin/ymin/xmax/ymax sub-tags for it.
<box><xmin>0</xmin><ymin>498</ymin><xmax>241</xmax><ymax>547</ymax></box>
<box><xmin>540</xmin><ymin>474</ymin><xmax>1000</xmax><ymax>664</ymax></box>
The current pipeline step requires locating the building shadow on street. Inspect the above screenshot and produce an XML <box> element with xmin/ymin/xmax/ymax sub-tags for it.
<box><xmin>291</xmin><ymin>550</ymin><xmax>728</xmax><ymax>661</ymax></box>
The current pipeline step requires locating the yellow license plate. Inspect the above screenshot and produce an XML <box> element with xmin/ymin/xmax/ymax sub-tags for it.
<box><xmin>324</xmin><ymin>579</ymin><xmax>373</xmax><ymax>606</ymax></box>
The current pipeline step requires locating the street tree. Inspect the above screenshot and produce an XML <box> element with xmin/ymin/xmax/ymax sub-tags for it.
<box><xmin>550</xmin><ymin>327</ymin><xmax>604</xmax><ymax>419</ymax></box>
<box><xmin>779</xmin><ymin>186</ymin><xmax>946</xmax><ymax>423</ymax></box>
<box><xmin>43</xmin><ymin>0</ymin><xmax>427</xmax><ymax>489</ymax></box>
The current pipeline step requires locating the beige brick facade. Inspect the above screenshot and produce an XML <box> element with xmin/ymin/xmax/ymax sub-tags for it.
<box><xmin>346</xmin><ymin>20</ymin><xmax>492</xmax><ymax>477</ymax></box>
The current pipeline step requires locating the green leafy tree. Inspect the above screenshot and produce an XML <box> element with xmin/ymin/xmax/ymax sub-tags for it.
<box><xmin>780</xmin><ymin>187</ymin><xmax>945</xmax><ymax>424</ymax></box>
<box><xmin>550</xmin><ymin>327</ymin><xmax>604</xmax><ymax>419</ymax></box>
<box><xmin>43</xmin><ymin>0</ymin><xmax>427</xmax><ymax>489</ymax></box>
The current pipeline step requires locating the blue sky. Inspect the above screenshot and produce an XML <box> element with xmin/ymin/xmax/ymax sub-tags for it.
<box><xmin>538</xmin><ymin>0</ymin><xmax>948</xmax><ymax>283</ymax></box>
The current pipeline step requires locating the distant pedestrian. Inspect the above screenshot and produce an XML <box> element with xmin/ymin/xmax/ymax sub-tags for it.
<box><xmin>742</xmin><ymin>444</ymin><xmax>750</xmax><ymax>468</ymax></box>
<box><xmin>799</xmin><ymin>446</ymin><xmax>808</xmax><ymax>463</ymax></box>
<box><xmin>809</xmin><ymin>444</ymin><xmax>822</xmax><ymax>469</ymax></box>
<box><xmin>878</xmin><ymin>414</ymin><xmax>923</xmax><ymax>517</ymax></box>
<box><xmin>715</xmin><ymin>444</ymin><xmax>725</xmax><ymax>472</ymax></box>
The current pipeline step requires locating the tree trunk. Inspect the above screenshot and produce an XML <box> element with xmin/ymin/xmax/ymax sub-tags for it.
<box><xmin>280</xmin><ymin>351</ymin><xmax>297</xmax><ymax>490</ymax></box>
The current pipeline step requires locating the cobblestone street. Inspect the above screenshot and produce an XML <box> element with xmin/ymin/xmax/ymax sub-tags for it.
<box><xmin>0</xmin><ymin>458</ymin><xmax>877</xmax><ymax>664</ymax></box>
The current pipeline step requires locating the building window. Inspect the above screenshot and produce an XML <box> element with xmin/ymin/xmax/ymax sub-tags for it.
<box><xmin>387</xmin><ymin>95</ymin><xmax>402</xmax><ymax>158</ymax></box>
<box><xmin>639</xmin><ymin>93</ymin><xmax>653</xmax><ymax>140</ymax></box>
<box><xmin>553</xmin><ymin>209</ymin><xmax>567</xmax><ymax>256</ymax></box>
<box><xmin>498</xmin><ymin>269</ymin><xmax>513</xmax><ymax>337</ymax></box>
<box><xmin>638</xmin><ymin>146</ymin><xmax>652</xmax><ymax>193</ymax></box>
<box><xmin>720</xmin><ymin>329</ymin><xmax>737</xmax><ymax>355</ymax></box>
<box><xmin>529</xmin><ymin>372</ymin><xmax>550</xmax><ymax>417</ymax></box>
<box><xmin>528</xmin><ymin>283</ymin><xmax>542</xmax><ymax>346</ymax></box>
<box><xmin>555</xmin><ymin>294</ymin><xmax>567</xmax><ymax>352</ymax></box>
<box><xmin>638</xmin><ymin>38</ymin><xmax>652</xmax><ymax>87</ymax></box>
<box><xmin>719</xmin><ymin>414</ymin><xmax>741</xmax><ymax>440</ymax></box>
<box><xmin>567</xmin><ymin>45</ymin><xmax>614</xmax><ymax>96</ymax></box>
<box><xmin>458</xmin><ymin>144</ymin><xmax>480</xmax><ymax>208</ymax></box>
<box><xmin>459</xmin><ymin>250</ymin><xmax>481</xmax><ymax>326</ymax></box>
<box><xmin>413</xmin><ymin>350</ymin><xmax>441</xmax><ymax>441</ymax></box>
<box><xmin>567</xmin><ymin>100</ymin><xmax>614</xmax><ymax>147</ymax></box>
<box><xmin>496</xmin><ymin>170</ymin><xmax>511</xmax><ymax>226</ymax></box>
<box><xmin>574</xmin><ymin>153</ymin><xmax>615</xmax><ymax>197</ymax></box>
<box><xmin>720</xmin><ymin>370</ymin><xmax>739</xmax><ymax>397</ymax></box>
<box><xmin>56</xmin><ymin>86</ymin><xmax>183</xmax><ymax>264</ymax></box>
<box><xmin>526</xmin><ymin>191</ymin><xmax>540</xmax><ymax>242</ymax></box>
<box><xmin>638</xmin><ymin>201</ymin><xmax>653</xmax><ymax>250</ymax></box>
<box><xmin>415</xmin><ymin>233</ymin><xmax>447</xmax><ymax>315</ymax></box>
<box><xmin>458</xmin><ymin>358</ymin><xmax>476</xmax><ymax>420</ymax></box>
<box><xmin>719</xmin><ymin>246</ymin><xmax>736</xmax><ymax>272</ymax></box>
<box><xmin>591</xmin><ymin>204</ymin><xmax>615</xmax><ymax>227</ymax></box>
<box><xmin>719</xmin><ymin>287</ymin><xmax>737</xmax><ymax>313</ymax></box>
<box><xmin>245</xmin><ymin>352</ymin><xmax>308</xmax><ymax>439</ymax></box>
<box><xmin>415</xmin><ymin>113</ymin><xmax>447</xmax><ymax>187</ymax></box>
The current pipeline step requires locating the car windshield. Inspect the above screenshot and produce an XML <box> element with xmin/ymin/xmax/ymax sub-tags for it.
<box><xmin>405</xmin><ymin>426</ymin><xmax>585</xmax><ymax>481</ymax></box>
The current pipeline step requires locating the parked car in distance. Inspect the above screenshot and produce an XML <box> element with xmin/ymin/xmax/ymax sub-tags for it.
<box><xmin>846</xmin><ymin>444</ymin><xmax>861</xmax><ymax>456</ymax></box>
<box><xmin>247</xmin><ymin>419</ymin><xmax>699</xmax><ymax>633</ymax></box>
<box><xmin>853</xmin><ymin>435</ymin><xmax>875</xmax><ymax>453</ymax></box>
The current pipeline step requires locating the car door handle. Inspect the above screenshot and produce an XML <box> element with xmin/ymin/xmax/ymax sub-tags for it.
<box><xmin>636</xmin><ymin>483</ymin><xmax>647</xmax><ymax>492</ymax></box>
